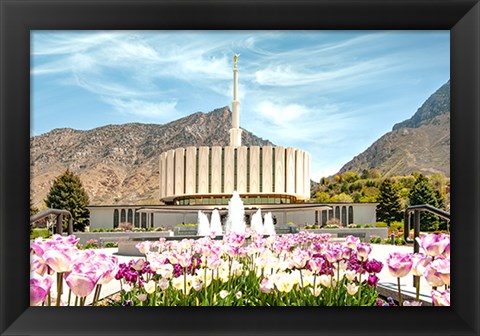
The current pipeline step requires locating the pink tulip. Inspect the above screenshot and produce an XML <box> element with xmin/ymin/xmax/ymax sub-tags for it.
<box><xmin>431</xmin><ymin>289</ymin><xmax>450</xmax><ymax>306</ymax></box>
<box><xmin>415</xmin><ymin>233</ymin><xmax>450</xmax><ymax>257</ymax></box>
<box><xmin>356</xmin><ymin>243</ymin><xmax>372</xmax><ymax>262</ymax></box>
<box><xmin>260</xmin><ymin>277</ymin><xmax>274</xmax><ymax>294</ymax></box>
<box><xmin>386</xmin><ymin>252</ymin><xmax>413</xmax><ymax>278</ymax></box>
<box><xmin>43</xmin><ymin>246</ymin><xmax>75</xmax><ymax>273</ymax></box>
<box><xmin>345</xmin><ymin>235</ymin><xmax>360</xmax><ymax>249</ymax></box>
<box><xmin>423</xmin><ymin>265</ymin><xmax>445</xmax><ymax>287</ymax></box>
<box><xmin>65</xmin><ymin>264</ymin><xmax>101</xmax><ymax>298</ymax></box>
<box><xmin>136</xmin><ymin>241</ymin><xmax>152</xmax><ymax>254</ymax></box>
<box><xmin>431</xmin><ymin>257</ymin><xmax>450</xmax><ymax>286</ymax></box>
<box><xmin>30</xmin><ymin>274</ymin><xmax>53</xmax><ymax>306</ymax></box>
<box><xmin>292</xmin><ymin>249</ymin><xmax>309</xmax><ymax>268</ymax></box>
<box><xmin>411</xmin><ymin>253</ymin><xmax>432</xmax><ymax>277</ymax></box>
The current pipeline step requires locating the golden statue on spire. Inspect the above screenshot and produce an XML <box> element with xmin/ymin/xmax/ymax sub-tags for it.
<box><xmin>233</xmin><ymin>54</ymin><xmax>240</xmax><ymax>69</ymax></box>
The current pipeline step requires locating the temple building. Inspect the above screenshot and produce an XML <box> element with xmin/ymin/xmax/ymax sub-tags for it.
<box><xmin>88</xmin><ymin>56</ymin><xmax>377</xmax><ymax>230</ymax></box>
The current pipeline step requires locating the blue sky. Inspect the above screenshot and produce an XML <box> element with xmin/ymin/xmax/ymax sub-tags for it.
<box><xmin>31</xmin><ymin>30</ymin><xmax>450</xmax><ymax>181</ymax></box>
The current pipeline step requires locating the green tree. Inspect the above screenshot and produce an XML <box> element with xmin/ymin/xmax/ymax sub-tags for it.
<box><xmin>314</xmin><ymin>191</ymin><xmax>331</xmax><ymax>203</ymax></box>
<box><xmin>329</xmin><ymin>193</ymin><xmax>354</xmax><ymax>203</ymax></box>
<box><xmin>376</xmin><ymin>178</ymin><xmax>402</xmax><ymax>226</ymax></box>
<box><xmin>45</xmin><ymin>169</ymin><xmax>90</xmax><ymax>232</ymax></box>
<box><xmin>408</xmin><ymin>174</ymin><xmax>441</xmax><ymax>231</ymax></box>
<box><xmin>342</xmin><ymin>171</ymin><xmax>360</xmax><ymax>183</ymax></box>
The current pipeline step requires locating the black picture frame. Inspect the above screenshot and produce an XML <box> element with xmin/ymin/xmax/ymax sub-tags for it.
<box><xmin>1</xmin><ymin>0</ymin><xmax>479</xmax><ymax>335</ymax></box>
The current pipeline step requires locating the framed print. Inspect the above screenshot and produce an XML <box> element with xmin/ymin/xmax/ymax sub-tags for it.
<box><xmin>1</xmin><ymin>0</ymin><xmax>479</xmax><ymax>335</ymax></box>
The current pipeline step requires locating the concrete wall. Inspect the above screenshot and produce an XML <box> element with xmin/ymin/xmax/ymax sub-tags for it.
<box><xmin>158</xmin><ymin>146</ymin><xmax>311</xmax><ymax>202</ymax></box>
<box><xmin>89</xmin><ymin>203</ymin><xmax>378</xmax><ymax>231</ymax></box>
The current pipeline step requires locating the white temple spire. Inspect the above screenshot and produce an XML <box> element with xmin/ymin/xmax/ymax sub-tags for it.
<box><xmin>230</xmin><ymin>54</ymin><xmax>242</xmax><ymax>147</ymax></box>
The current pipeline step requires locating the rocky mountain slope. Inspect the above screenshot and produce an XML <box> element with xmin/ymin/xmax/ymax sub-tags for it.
<box><xmin>30</xmin><ymin>107</ymin><xmax>273</xmax><ymax>208</ymax></box>
<box><xmin>338</xmin><ymin>80</ymin><xmax>450</xmax><ymax>177</ymax></box>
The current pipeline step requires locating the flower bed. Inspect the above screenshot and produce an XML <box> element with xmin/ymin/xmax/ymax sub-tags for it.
<box><xmin>29</xmin><ymin>232</ymin><xmax>450</xmax><ymax>307</ymax></box>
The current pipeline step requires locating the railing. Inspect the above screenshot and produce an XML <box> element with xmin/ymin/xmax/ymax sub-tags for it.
<box><xmin>403</xmin><ymin>204</ymin><xmax>450</xmax><ymax>289</ymax></box>
<box><xmin>403</xmin><ymin>204</ymin><xmax>450</xmax><ymax>253</ymax></box>
<box><xmin>30</xmin><ymin>208</ymin><xmax>73</xmax><ymax>235</ymax></box>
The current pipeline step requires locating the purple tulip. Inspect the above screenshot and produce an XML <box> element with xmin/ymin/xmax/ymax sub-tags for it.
<box><xmin>356</xmin><ymin>243</ymin><xmax>372</xmax><ymax>262</ymax></box>
<box><xmin>416</xmin><ymin>233</ymin><xmax>450</xmax><ymax>257</ymax></box>
<box><xmin>345</xmin><ymin>235</ymin><xmax>360</xmax><ymax>249</ymax></box>
<box><xmin>423</xmin><ymin>265</ymin><xmax>445</xmax><ymax>287</ymax></box>
<box><xmin>431</xmin><ymin>289</ymin><xmax>450</xmax><ymax>306</ymax></box>
<box><xmin>65</xmin><ymin>264</ymin><xmax>101</xmax><ymax>298</ymax></box>
<box><xmin>386</xmin><ymin>252</ymin><xmax>413</xmax><ymax>278</ymax></box>
<box><xmin>364</xmin><ymin>259</ymin><xmax>383</xmax><ymax>274</ymax></box>
<box><xmin>367</xmin><ymin>274</ymin><xmax>379</xmax><ymax>287</ymax></box>
<box><xmin>431</xmin><ymin>257</ymin><xmax>450</xmax><ymax>286</ymax></box>
<box><xmin>43</xmin><ymin>245</ymin><xmax>75</xmax><ymax>273</ymax></box>
<box><xmin>30</xmin><ymin>274</ymin><xmax>53</xmax><ymax>306</ymax></box>
<box><xmin>411</xmin><ymin>253</ymin><xmax>432</xmax><ymax>277</ymax></box>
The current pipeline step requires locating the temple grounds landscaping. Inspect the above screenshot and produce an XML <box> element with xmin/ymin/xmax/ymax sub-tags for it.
<box><xmin>30</xmin><ymin>231</ymin><xmax>450</xmax><ymax>307</ymax></box>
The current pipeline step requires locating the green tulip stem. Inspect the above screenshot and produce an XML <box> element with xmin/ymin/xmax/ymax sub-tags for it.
<box><xmin>67</xmin><ymin>289</ymin><xmax>72</xmax><ymax>306</ymax></box>
<box><xmin>397</xmin><ymin>277</ymin><xmax>403</xmax><ymax>306</ymax></box>
<box><xmin>56</xmin><ymin>272</ymin><xmax>63</xmax><ymax>306</ymax></box>
<box><xmin>415</xmin><ymin>276</ymin><xmax>420</xmax><ymax>302</ymax></box>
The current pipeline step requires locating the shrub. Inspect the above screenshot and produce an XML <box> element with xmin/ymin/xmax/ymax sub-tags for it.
<box><xmin>119</xmin><ymin>222</ymin><xmax>133</xmax><ymax>231</ymax></box>
<box><xmin>364</xmin><ymin>224</ymin><xmax>373</xmax><ymax>228</ymax></box>
<box><xmin>326</xmin><ymin>218</ymin><xmax>341</xmax><ymax>226</ymax></box>
<box><xmin>105</xmin><ymin>242</ymin><xmax>118</xmax><ymax>248</ymax></box>
<box><xmin>324</xmin><ymin>224</ymin><xmax>340</xmax><ymax>229</ymax></box>
<box><xmin>370</xmin><ymin>236</ymin><xmax>382</xmax><ymax>244</ymax></box>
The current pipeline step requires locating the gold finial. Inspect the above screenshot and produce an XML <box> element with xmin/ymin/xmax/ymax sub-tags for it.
<box><xmin>233</xmin><ymin>54</ymin><xmax>240</xmax><ymax>69</ymax></box>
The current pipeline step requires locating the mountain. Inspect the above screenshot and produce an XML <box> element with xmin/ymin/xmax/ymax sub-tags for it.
<box><xmin>30</xmin><ymin>107</ymin><xmax>273</xmax><ymax>208</ymax></box>
<box><xmin>338</xmin><ymin>80</ymin><xmax>450</xmax><ymax>177</ymax></box>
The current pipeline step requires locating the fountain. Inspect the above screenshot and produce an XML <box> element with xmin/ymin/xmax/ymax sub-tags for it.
<box><xmin>210</xmin><ymin>209</ymin><xmax>222</xmax><ymax>236</ymax></box>
<box><xmin>250</xmin><ymin>208</ymin><xmax>264</xmax><ymax>234</ymax></box>
<box><xmin>197</xmin><ymin>210</ymin><xmax>211</xmax><ymax>236</ymax></box>
<box><xmin>225</xmin><ymin>191</ymin><xmax>246</xmax><ymax>234</ymax></box>
<box><xmin>263</xmin><ymin>212</ymin><xmax>276</xmax><ymax>235</ymax></box>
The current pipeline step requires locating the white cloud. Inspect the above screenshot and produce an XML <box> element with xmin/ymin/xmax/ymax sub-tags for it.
<box><xmin>254</xmin><ymin>101</ymin><xmax>311</xmax><ymax>126</ymax></box>
<box><xmin>105</xmin><ymin>98</ymin><xmax>178</xmax><ymax>120</ymax></box>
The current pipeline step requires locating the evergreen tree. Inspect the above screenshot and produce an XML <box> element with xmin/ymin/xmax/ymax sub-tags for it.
<box><xmin>408</xmin><ymin>174</ymin><xmax>441</xmax><ymax>231</ymax></box>
<box><xmin>376</xmin><ymin>178</ymin><xmax>402</xmax><ymax>226</ymax></box>
<box><xmin>45</xmin><ymin>169</ymin><xmax>90</xmax><ymax>232</ymax></box>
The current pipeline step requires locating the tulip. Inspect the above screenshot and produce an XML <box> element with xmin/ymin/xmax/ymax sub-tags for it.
<box><xmin>65</xmin><ymin>267</ymin><xmax>100</xmax><ymax>299</ymax></box>
<box><xmin>144</xmin><ymin>280</ymin><xmax>156</xmax><ymax>294</ymax></box>
<box><xmin>345</xmin><ymin>235</ymin><xmax>360</xmax><ymax>249</ymax></box>
<box><xmin>364</xmin><ymin>259</ymin><xmax>383</xmax><ymax>274</ymax></box>
<box><xmin>158</xmin><ymin>278</ymin><xmax>169</xmax><ymax>291</ymax></box>
<box><xmin>431</xmin><ymin>289</ymin><xmax>450</xmax><ymax>306</ymax></box>
<box><xmin>423</xmin><ymin>266</ymin><xmax>445</xmax><ymax>287</ymax></box>
<box><xmin>260</xmin><ymin>277</ymin><xmax>274</xmax><ymax>294</ymax></box>
<box><xmin>367</xmin><ymin>274</ymin><xmax>379</xmax><ymax>287</ymax></box>
<box><xmin>387</xmin><ymin>252</ymin><xmax>413</xmax><ymax>306</ymax></box>
<box><xmin>345</xmin><ymin>269</ymin><xmax>357</xmax><ymax>282</ymax></box>
<box><xmin>415</xmin><ymin>233</ymin><xmax>450</xmax><ymax>257</ymax></box>
<box><xmin>345</xmin><ymin>283</ymin><xmax>359</xmax><ymax>296</ymax></box>
<box><xmin>356</xmin><ymin>243</ymin><xmax>372</xmax><ymax>262</ymax></box>
<box><xmin>431</xmin><ymin>257</ymin><xmax>450</xmax><ymax>286</ymax></box>
<box><xmin>386</xmin><ymin>252</ymin><xmax>413</xmax><ymax>278</ymax></box>
<box><xmin>43</xmin><ymin>246</ymin><xmax>75</xmax><ymax>273</ymax></box>
<box><xmin>411</xmin><ymin>254</ymin><xmax>432</xmax><ymax>277</ymax></box>
<box><xmin>219</xmin><ymin>290</ymin><xmax>229</xmax><ymax>299</ymax></box>
<box><xmin>136</xmin><ymin>241</ymin><xmax>152</xmax><ymax>254</ymax></box>
<box><xmin>403</xmin><ymin>300</ymin><xmax>423</xmax><ymax>306</ymax></box>
<box><xmin>30</xmin><ymin>274</ymin><xmax>53</xmax><ymax>306</ymax></box>
<box><xmin>310</xmin><ymin>286</ymin><xmax>322</xmax><ymax>297</ymax></box>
